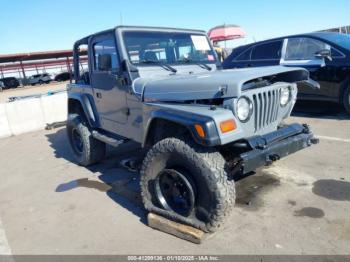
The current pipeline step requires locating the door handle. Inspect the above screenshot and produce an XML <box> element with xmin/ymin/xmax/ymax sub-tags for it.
<box><xmin>96</xmin><ymin>92</ymin><xmax>102</xmax><ymax>98</ymax></box>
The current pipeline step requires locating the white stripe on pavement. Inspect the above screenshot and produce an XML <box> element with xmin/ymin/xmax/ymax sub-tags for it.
<box><xmin>0</xmin><ymin>216</ymin><xmax>12</xmax><ymax>255</ymax></box>
<box><xmin>317</xmin><ymin>135</ymin><xmax>350</xmax><ymax>143</ymax></box>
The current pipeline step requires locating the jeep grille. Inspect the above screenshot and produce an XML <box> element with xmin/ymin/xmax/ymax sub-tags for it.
<box><xmin>252</xmin><ymin>88</ymin><xmax>281</xmax><ymax>132</ymax></box>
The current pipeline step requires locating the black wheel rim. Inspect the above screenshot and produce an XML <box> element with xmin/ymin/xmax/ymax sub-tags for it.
<box><xmin>71</xmin><ymin>128</ymin><xmax>83</xmax><ymax>154</ymax></box>
<box><xmin>155</xmin><ymin>169</ymin><xmax>195</xmax><ymax>216</ymax></box>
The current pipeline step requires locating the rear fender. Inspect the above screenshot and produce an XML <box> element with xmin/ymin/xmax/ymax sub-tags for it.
<box><xmin>68</xmin><ymin>93</ymin><xmax>99</xmax><ymax>127</ymax></box>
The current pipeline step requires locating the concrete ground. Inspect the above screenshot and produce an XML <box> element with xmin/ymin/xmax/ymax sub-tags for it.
<box><xmin>0</xmin><ymin>82</ymin><xmax>67</xmax><ymax>103</ymax></box>
<box><xmin>0</xmin><ymin>102</ymin><xmax>349</xmax><ymax>255</ymax></box>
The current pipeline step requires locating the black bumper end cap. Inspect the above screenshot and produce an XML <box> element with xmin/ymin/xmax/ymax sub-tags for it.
<box><xmin>310</xmin><ymin>137</ymin><xmax>320</xmax><ymax>145</ymax></box>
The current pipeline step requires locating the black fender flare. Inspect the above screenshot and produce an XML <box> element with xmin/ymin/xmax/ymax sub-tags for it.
<box><xmin>143</xmin><ymin>109</ymin><xmax>221</xmax><ymax>147</ymax></box>
<box><xmin>68</xmin><ymin>93</ymin><xmax>99</xmax><ymax>128</ymax></box>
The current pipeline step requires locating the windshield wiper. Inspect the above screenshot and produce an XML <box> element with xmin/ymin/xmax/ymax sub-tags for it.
<box><xmin>140</xmin><ymin>60</ymin><xmax>177</xmax><ymax>73</ymax></box>
<box><xmin>180</xmin><ymin>58</ymin><xmax>212</xmax><ymax>71</ymax></box>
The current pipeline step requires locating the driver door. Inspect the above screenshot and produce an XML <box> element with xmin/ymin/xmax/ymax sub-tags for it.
<box><xmin>89</xmin><ymin>33</ymin><xmax>128</xmax><ymax>133</ymax></box>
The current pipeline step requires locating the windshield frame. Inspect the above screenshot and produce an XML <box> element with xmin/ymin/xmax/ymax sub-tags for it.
<box><xmin>118</xmin><ymin>28</ymin><xmax>219</xmax><ymax>68</ymax></box>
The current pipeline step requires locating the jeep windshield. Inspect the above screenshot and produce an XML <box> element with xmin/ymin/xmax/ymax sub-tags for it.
<box><xmin>122</xmin><ymin>31</ymin><xmax>217</xmax><ymax>67</ymax></box>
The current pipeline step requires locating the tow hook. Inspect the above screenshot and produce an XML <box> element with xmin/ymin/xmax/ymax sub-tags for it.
<box><xmin>266</xmin><ymin>154</ymin><xmax>280</xmax><ymax>165</ymax></box>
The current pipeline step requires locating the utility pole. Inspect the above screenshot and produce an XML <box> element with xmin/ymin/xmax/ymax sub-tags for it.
<box><xmin>19</xmin><ymin>60</ymin><xmax>26</xmax><ymax>79</ymax></box>
<box><xmin>66</xmin><ymin>56</ymin><xmax>72</xmax><ymax>74</ymax></box>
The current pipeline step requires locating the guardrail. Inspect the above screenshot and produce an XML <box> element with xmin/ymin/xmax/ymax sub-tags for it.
<box><xmin>0</xmin><ymin>91</ymin><xmax>67</xmax><ymax>138</ymax></box>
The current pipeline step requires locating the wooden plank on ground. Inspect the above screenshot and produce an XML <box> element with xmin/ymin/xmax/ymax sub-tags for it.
<box><xmin>147</xmin><ymin>213</ymin><xmax>205</xmax><ymax>244</ymax></box>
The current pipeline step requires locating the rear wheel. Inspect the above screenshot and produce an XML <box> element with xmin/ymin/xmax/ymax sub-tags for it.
<box><xmin>343</xmin><ymin>87</ymin><xmax>350</xmax><ymax>114</ymax></box>
<box><xmin>140</xmin><ymin>137</ymin><xmax>235</xmax><ymax>232</ymax></box>
<box><xmin>66</xmin><ymin>114</ymin><xmax>106</xmax><ymax>166</ymax></box>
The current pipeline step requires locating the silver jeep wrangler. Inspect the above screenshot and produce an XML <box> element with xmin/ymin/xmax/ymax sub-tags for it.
<box><xmin>67</xmin><ymin>26</ymin><xmax>318</xmax><ymax>232</ymax></box>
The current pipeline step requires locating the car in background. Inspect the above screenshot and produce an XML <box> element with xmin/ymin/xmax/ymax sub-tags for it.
<box><xmin>28</xmin><ymin>73</ymin><xmax>52</xmax><ymax>85</ymax></box>
<box><xmin>222</xmin><ymin>33</ymin><xmax>350</xmax><ymax>113</ymax></box>
<box><xmin>54</xmin><ymin>71</ymin><xmax>72</xmax><ymax>82</ymax></box>
<box><xmin>0</xmin><ymin>81</ymin><xmax>4</xmax><ymax>91</ymax></box>
<box><xmin>0</xmin><ymin>77</ymin><xmax>20</xmax><ymax>89</ymax></box>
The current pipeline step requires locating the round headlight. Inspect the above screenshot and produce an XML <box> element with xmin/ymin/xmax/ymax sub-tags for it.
<box><xmin>280</xmin><ymin>86</ymin><xmax>291</xmax><ymax>106</ymax></box>
<box><xmin>236</xmin><ymin>97</ymin><xmax>253</xmax><ymax>122</ymax></box>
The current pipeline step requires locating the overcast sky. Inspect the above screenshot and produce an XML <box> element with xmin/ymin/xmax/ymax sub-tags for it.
<box><xmin>0</xmin><ymin>0</ymin><xmax>349</xmax><ymax>54</ymax></box>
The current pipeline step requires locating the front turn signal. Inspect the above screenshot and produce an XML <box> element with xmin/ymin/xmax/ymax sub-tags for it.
<box><xmin>220</xmin><ymin>119</ymin><xmax>236</xmax><ymax>133</ymax></box>
<box><xmin>194</xmin><ymin>124</ymin><xmax>206</xmax><ymax>138</ymax></box>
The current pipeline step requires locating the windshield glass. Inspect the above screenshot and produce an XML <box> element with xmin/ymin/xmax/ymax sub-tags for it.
<box><xmin>123</xmin><ymin>31</ymin><xmax>217</xmax><ymax>65</ymax></box>
<box><xmin>320</xmin><ymin>33</ymin><xmax>350</xmax><ymax>51</ymax></box>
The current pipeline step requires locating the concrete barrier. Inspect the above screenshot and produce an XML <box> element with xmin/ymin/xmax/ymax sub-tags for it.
<box><xmin>40</xmin><ymin>92</ymin><xmax>68</xmax><ymax>124</ymax></box>
<box><xmin>0</xmin><ymin>104</ymin><xmax>11</xmax><ymax>138</ymax></box>
<box><xmin>0</xmin><ymin>91</ymin><xmax>68</xmax><ymax>138</ymax></box>
<box><xmin>5</xmin><ymin>97</ymin><xmax>46</xmax><ymax>136</ymax></box>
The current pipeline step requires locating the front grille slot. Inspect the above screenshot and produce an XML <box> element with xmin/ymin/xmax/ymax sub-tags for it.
<box><xmin>252</xmin><ymin>88</ymin><xmax>280</xmax><ymax>132</ymax></box>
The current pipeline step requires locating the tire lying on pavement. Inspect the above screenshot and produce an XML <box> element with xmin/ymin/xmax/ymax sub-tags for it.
<box><xmin>66</xmin><ymin>114</ymin><xmax>106</xmax><ymax>166</ymax></box>
<box><xmin>140</xmin><ymin>137</ymin><xmax>236</xmax><ymax>232</ymax></box>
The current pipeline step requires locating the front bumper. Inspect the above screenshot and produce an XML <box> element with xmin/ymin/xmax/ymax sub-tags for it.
<box><xmin>238</xmin><ymin>123</ymin><xmax>319</xmax><ymax>174</ymax></box>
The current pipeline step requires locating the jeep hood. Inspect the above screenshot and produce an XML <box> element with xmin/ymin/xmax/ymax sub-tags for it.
<box><xmin>133</xmin><ymin>66</ymin><xmax>309</xmax><ymax>102</ymax></box>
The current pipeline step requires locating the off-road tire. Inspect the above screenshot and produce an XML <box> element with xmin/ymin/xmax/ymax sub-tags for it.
<box><xmin>343</xmin><ymin>87</ymin><xmax>350</xmax><ymax>114</ymax></box>
<box><xmin>66</xmin><ymin>113</ymin><xmax>106</xmax><ymax>166</ymax></box>
<box><xmin>140</xmin><ymin>137</ymin><xmax>235</xmax><ymax>232</ymax></box>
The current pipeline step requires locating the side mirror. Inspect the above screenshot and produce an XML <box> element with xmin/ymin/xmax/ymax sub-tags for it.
<box><xmin>314</xmin><ymin>49</ymin><xmax>332</xmax><ymax>61</ymax></box>
<box><xmin>98</xmin><ymin>54</ymin><xmax>112</xmax><ymax>71</ymax></box>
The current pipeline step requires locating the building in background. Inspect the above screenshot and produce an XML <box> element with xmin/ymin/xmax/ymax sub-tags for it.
<box><xmin>0</xmin><ymin>50</ymin><xmax>87</xmax><ymax>86</ymax></box>
<box><xmin>318</xmin><ymin>25</ymin><xmax>350</xmax><ymax>34</ymax></box>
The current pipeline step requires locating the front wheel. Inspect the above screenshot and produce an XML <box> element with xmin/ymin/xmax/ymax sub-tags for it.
<box><xmin>66</xmin><ymin>114</ymin><xmax>106</xmax><ymax>166</ymax></box>
<box><xmin>343</xmin><ymin>87</ymin><xmax>350</xmax><ymax>114</ymax></box>
<box><xmin>140</xmin><ymin>137</ymin><xmax>235</xmax><ymax>232</ymax></box>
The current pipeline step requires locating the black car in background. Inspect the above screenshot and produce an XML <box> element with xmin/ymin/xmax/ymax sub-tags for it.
<box><xmin>222</xmin><ymin>33</ymin><xmax>350</xmax><ymax>113</ymax></box>
<box><xmin>54</xmin><ymin>71</ymin><xmax>73</xmax><ymax>82</ymax></box>
<box><xmin>0</xmin><ymin>77</ymin><xmax>20</xmax><ymax>89</ymax></box>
